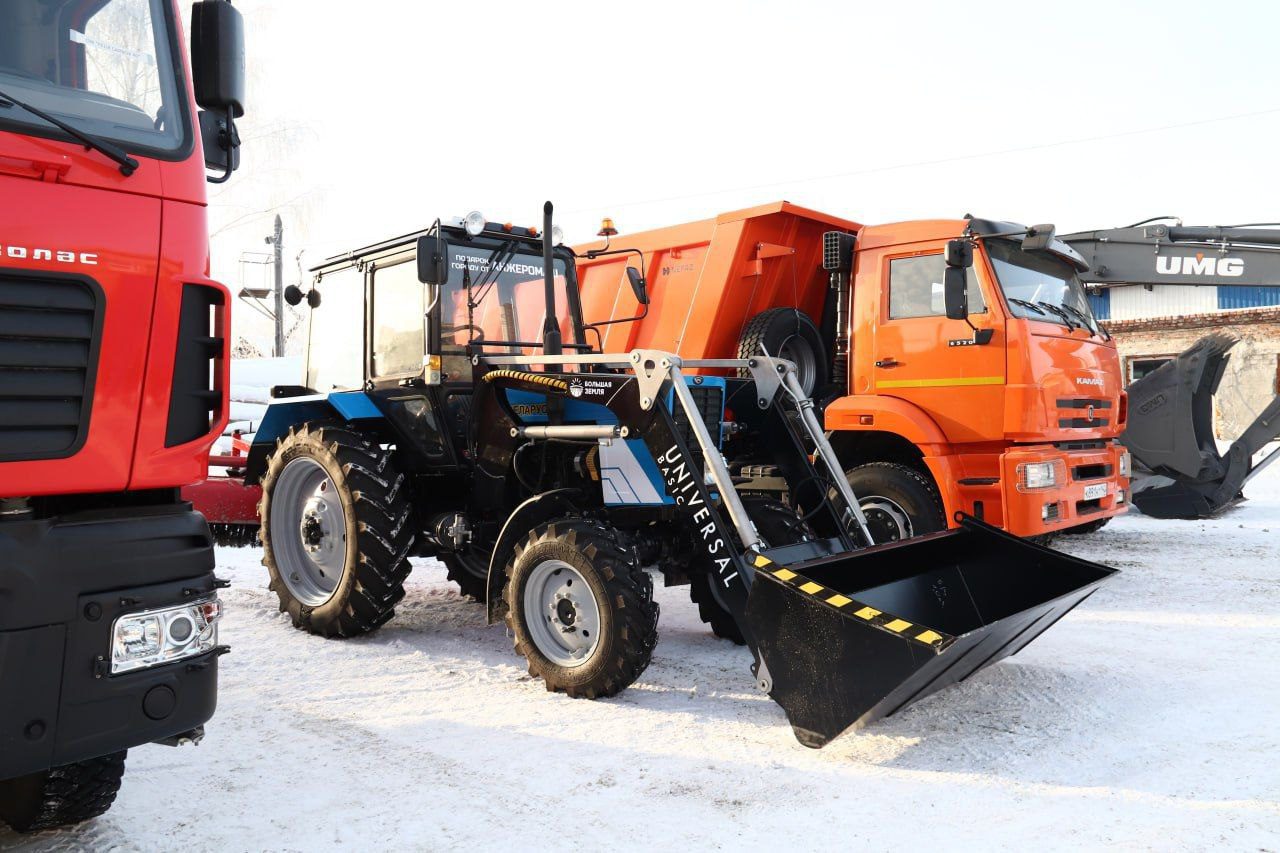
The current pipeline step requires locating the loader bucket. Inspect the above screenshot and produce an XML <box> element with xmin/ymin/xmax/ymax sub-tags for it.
<box><xmin>744</xmin><ymin>517</ymin><xmax>1116</xmax><ymax>748</ymax></box>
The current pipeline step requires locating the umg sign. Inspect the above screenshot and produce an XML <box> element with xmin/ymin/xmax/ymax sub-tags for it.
<box><xmin>1156</xmin><ymin>253</ymin><xmax>1244</xmax><ymax>277</ymax></box>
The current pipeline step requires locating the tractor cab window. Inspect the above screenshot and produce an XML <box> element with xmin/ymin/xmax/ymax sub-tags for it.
<box><xmin>888</xmin><ymin>254</ymin><xmax>984</xmax><ymax>320</ymax></box>
<box><xmin>371</xmin><ymin>261</ymin><xmax>424</xmax><ymax>378</ymax></box>
<box><xmin>0</xmin><ymin>0</ymin><xmax>188</xmax><ymax>155</ymax></box>
<box><xmin>437</xmin><ymin>244</ymin><xmax>576</xmax><ymax>381</ymax></box>
<box><xmin>306</xmin><ymin>265</ymin><xmax>364</xmax><ymax>392</ymax></box>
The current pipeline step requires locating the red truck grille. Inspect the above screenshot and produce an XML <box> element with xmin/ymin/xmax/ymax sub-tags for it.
<box><xmin>0</xmin><ymin>271</ymin><xmax>102</xmax><ymax>461</ymax></box>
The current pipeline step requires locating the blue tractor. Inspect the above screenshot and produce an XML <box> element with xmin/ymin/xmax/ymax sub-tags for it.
<box><xmin>242</xmin><ymin>203</ymin><xmax>1116</xmax><ymax>747</ymax></box>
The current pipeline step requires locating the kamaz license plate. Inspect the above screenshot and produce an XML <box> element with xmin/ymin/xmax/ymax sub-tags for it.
<box><xmin>1082</xmin><ymin>483</ymin><xmax>1109</xmax><ymax>500</ymax></box>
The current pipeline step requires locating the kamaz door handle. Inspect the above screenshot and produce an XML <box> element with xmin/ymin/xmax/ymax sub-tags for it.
<box><xmin>875</xmin><ymin>358</ymin><xmax>899</xmax><ymax>368</ymax></box>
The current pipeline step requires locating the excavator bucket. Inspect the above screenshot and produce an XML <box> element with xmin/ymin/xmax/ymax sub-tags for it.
<box><xmin>1123</xmin><ymin>333</ymin><xmax>1280</xmax><ymax>519</ymax></box>
<box><xmin>745</xmin><ymin>517</ymin><xmax>1115</xmax><ymax>748</ymax></box>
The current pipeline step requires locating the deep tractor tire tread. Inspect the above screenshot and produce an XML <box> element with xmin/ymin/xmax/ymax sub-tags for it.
<box><xmin>736</xmin><ymin>307</ymin><xmax>828</xmax><ymax>391</ymax></box>
<box><xmin>690</xmin><ymin>498</ymin><xmax>814</xmax><ymax>645</ymax></box>
<box><xmin>260</xmin><ymin>421</ymin><xmax>416</xmax><ymax>638</ymax></box>
<box><xmin>0</xmin><ymin>751</ymin><xmax>126</xmax><ymax>833</ymax></box>
<box><xmin>504</xmin><ymin>519</ymin><xmax>659</xmax><ymax>699</ymax></box>
<box><xmin>847</xmin><ymin>461</ymin><xmax>946</xmax><ymax>536</ymax></box>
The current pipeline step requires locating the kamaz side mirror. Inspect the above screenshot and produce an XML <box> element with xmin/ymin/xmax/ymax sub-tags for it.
<box><xmin>191</xmin><ymin>0</ymin><xmax>246</xmax><ymax>116</ymax></box>
<box><xmin>1021</xmin><ymin>224</ymin><xmax>1057</xmax><ymax>252</ymax></box>
<box><xmin>626</xmin><ymin>267</ymin><xmax>649</xmax><ymax>305</ymax></box>
<box><xmin>944</xmin><ymin>239</ymin><xmax>973</xmax><ymax>269</ymax></box>
<box><xmin>417</xmin><ymin>235</ymin><xmax>450</xmax><ymax>286</ymax></box>
<box><xmin>943</xmin><ymin>266</ymin><xmax>969</xmax><ymax>320</ymax></box>
<box><xmin>284</xmin><ymin>285</ymin><xmax>303</xmax><ymax>306</ymax></box>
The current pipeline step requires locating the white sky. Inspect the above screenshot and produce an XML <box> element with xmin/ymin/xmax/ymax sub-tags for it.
<box><xmin>209</xmin><ymin>0</ymin><xmax>1280</xmax><ymax>350</ymax></box>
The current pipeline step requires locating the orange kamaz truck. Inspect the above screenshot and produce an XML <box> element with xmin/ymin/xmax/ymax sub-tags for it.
<box><xmin>575</xmin><ymin>202</ymin><xmax>1129</xmax><ymax>540</ymax></box>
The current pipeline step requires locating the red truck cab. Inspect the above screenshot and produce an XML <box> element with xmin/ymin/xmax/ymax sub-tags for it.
<box><xmin>0</xmin><ymin>0</ymin><xmax>243</xmax><ymax>832</ymax></box>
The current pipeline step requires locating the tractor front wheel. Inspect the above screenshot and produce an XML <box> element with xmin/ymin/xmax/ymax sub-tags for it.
<box><xmin>0</xmin><ymin>751</ymin><xmax>126</xmax><ymax>832</ymax></box>
<box><xmin>260</xmin><ymin>422</ymin><xmax>416</xmax><ymax>638</ymax></box>
<box><xmin>504</xmin><ymin>519</ymin><xmax>658</xmax><ymax>699</ymax></box>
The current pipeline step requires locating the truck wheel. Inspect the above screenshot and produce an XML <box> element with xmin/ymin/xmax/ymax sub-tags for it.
<box><xmin>737</xmin><ymin>308</ymin><xmax>828</xmax><ymax>396</ymax></box>
<box><xmin>0</xmin><ymin>751</ymin><xmax>126</xmax><ymax>832</ymax></box>
<box><xmin>440</xmin><ymin>548</ymin><xmax>490</xmax><ymax>602</ymax></box>
<box><xmin>504</xmin><ymin>519</ymin><xmax>659</xmax><ymax>699</ymax></box>
<box><xmin>690</xmin><ymin>497</ymin><xmax>814</xmax><ymax>645</ymax></box>
<box><xmin>260</xmin><ymin>422</ymin><xmax>416</xmax><ymax>638</ymax></box>
<box><xmin>845</xmin><ymin>462</ymin><xmax>945</xmax><ymax>543</ymax></box>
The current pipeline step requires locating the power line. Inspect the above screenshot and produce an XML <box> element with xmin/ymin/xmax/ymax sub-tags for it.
<box><xmin>568</xmin><ymin>105</ymin><xmax>1280</xmax><ymax>215</ymax></box>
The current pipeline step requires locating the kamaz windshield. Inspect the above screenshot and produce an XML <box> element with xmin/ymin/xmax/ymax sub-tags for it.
<box><xmin>0</xmin><ymin>0</ymin><xmax>187</xmax><ymax>156</ymax></box>
<box><xmin>986</xmin><ymin>239</ymin><xmax>1101</xmax><ymax>336</ymax></box>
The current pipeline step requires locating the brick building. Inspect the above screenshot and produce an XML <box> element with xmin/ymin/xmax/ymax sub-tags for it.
<box><xmin>1090</xmin><ymin>289</ymin><xmax>1280</xmax><ymax>438</ymax></box>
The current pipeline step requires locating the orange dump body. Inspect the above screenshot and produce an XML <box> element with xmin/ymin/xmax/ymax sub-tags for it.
<box><xmin>575</xmin><ymin>202</ymin><xmax>1129</xmax><ymax>537</ymax></box>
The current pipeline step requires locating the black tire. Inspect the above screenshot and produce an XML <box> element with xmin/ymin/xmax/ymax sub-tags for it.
<box><xmin>0</xmin><ymin>751</ymin><xmax>126</xmax><ymax>832</ymax></box>
<box><xmin>260</xmin><ymin>421</ymin><xmax>416</xmax><ymax>638</ymax></box>
<box><xmin>504</xmin><ymin>519</ymin><xmax>659</xmax><ymax>699</ymax></box>
<box><xmin>689</xmin><ymin>497</ymin><xmax>814</xmax><ymax>645</ymax></box>
<box><xmin>440</xmin><ymin>548</ymin><xmax>490</xmax><ymax>602</ymax></box>
<box><xmin>845</xmin><ymin>462</ymin><xmax>946</xmax><ymax>543</ymax></box>
<box><xmin>737</xmin><ymin>308</ymin><xmax>828</xmax><ymax>396</ymax></box>
<box><xmin>1061</xmin><ymin>517</ymin><xmax>1111</xmax><ymax>535</ymax></box>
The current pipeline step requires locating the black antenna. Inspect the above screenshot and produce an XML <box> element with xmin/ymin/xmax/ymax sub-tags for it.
<box><xmin>541</xmin><ymin>201</ymin><xmax>562</xmax><ymax>356</ymax></box>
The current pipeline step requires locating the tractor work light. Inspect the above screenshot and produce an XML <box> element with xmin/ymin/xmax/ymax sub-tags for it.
<box><xmin>111</xmin><ymin>597</ymin><xmax>222</xmax><ymax>675</ymax></box>
<box><xmin>552</xmin><ymin>225</ymin><xmax>565</xmax><ymax>246</ymax></box>
<box><xmin>463</xmin><ymin>211</ymin><xmax>486</xmax><ymax>237</ymax></box>
<box><xmin>1016</xmin><ymin>460</ymin><xmax>1062</xmax><ymax>491</ymax></box>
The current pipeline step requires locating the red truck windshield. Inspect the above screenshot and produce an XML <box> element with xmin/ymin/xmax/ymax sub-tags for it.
<box><xmin>0</xmin><ymin>0</ymin><xmax>187</xmax><ymax>156</ymax></box>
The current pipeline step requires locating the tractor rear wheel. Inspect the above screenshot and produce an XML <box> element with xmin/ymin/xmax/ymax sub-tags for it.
<box><xmin>0</xmin><ymin>751</ymin><xmax>126</xmax><ymax>832</ymax></box>
<box><xmin>845</xmin><ymin>462</ymin><xmax>946</xmax><ymax>544</ymax></box>
<box><xmin>690</xmin><ymin>497</ymin><xmax>814</xmax><ymax>645</ymax></box>
<box><xmin>736</xmin><ymin>308</ymin><xmax>828</xmax><ymax>396</ymax></box>
<box><xmin>504</xmin><ymin>519</ymin><xmax>658</xmax><ymax>699</ymax></box>
<box><xmin>260</xmin><ymin>421</ymin><xmax>416</xmax><ymax>638</ymax></box>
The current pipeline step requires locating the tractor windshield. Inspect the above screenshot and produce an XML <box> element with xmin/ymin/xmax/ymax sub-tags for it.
<box><xmin>437</xmin><ymin>241</ymin><xmax>582</xmax><ymax>380</ymax></box>
<box><xmin>0</xmin><ymin>0</ymin><xmax>188</xmax><ymax>156</ymax></box>
<box><xmin>986</xmin><ymin>238</ymin><xmax>1101</xmax><ymax>335</ymax></box>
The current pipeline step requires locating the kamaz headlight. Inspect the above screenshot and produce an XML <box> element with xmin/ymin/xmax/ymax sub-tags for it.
<box><xmin>1016</xmin><ymin>460</ymin><xmax>1062</xmax><ymax>491</ymax></box>
<box><xmin>111</xmin><ymin>597</ymin><xmax>221</xmax><ymax>675</ymax></box>
<box><xmin>463</xmin><ymin>210</ymin><xmax>486</xmax><ymax>237</ymax></box>
<box><xmin>1118</xmin><ymin>449</ymin><xmax>1131</xmax><ymax>478</ymax></box>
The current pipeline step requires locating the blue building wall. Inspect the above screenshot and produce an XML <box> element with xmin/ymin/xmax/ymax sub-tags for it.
<box><xmin>1087</xmin><ymin>289</ymin><xmax>1111</xmax><ymax>320</ymax></box>
<box><xmin>1218</xmin><ymin>286</ymin><xmax>1280</xmax><ymax>310</ymax></box>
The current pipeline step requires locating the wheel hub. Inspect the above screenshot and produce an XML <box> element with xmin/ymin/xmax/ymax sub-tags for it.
<box><xmin>524</xmin><ymin>560</ymin><xmax>601</xmax><ymax>666</ymax></box>
<box><xmin>861</xmin><ymin>496</ymin><xmax>914</xmax><ymax>543</ymax></box>
<box><xmin>270</xmin><ymin>457</ymin><xmax>348</xmax><ymax>607</ymax></box>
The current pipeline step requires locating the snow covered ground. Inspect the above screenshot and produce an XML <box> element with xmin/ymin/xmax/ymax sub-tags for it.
<box><xmin>7</xmin><ymin>469</ymin><xmax>1279</xmax><ymax>851</ymax></box>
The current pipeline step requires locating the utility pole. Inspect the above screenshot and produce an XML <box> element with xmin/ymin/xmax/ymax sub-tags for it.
<box><xmin>266</xmin><ymin>214</ymin><xmax>284</xmax><ymax>357</ymax></box>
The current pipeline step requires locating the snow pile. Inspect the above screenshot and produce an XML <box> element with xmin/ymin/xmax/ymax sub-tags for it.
<box><xmin>214</xmin><ymin>356</ymin><xmax>303</xmax><ymax>452</ymax></box>
<box><xmin>10</xmin><ymin>468</ymin><xmax>1279</xmax><ymax>849</ymax></box>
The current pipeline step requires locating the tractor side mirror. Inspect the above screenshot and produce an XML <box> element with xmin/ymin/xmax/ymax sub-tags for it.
<box><xmin>284</xmin><ymin>285</ymin><xmax>303</xmax><ymax>306</ymax></box>
<box><xmin>626</xmin><ymin>267</ymin><xmax>649</xmax><ymax>305</ymax></box>
<box><xmin>191</xmin><ymin>0</ymin><xmax>246</xmax><ymax>116</ymax></box>
<box><xmin>416</xmin><ymin>234</ymin><xmax>450</xmax><ymax>286</ymax></box>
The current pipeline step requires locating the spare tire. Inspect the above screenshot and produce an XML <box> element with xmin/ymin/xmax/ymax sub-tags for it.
<box><xmin>737</xmin><ymin>308</ymin><xmax>828</xmax><ymax>396</ymax></box>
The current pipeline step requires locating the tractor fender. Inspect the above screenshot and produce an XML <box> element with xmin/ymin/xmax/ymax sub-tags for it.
<box><xmin>242</xmin><ymin>392</ymin><xmax>384</xmax><ymax>484</ymax></box>
<box><xmin>823</xmin><ymin>395</ymin><xmax>951</xmax><ymax>454</ymax></box>
<box><xmin>484</xmin><ymin>488</ymin><xmax>585</xmax><ymax>624</ymax></box>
